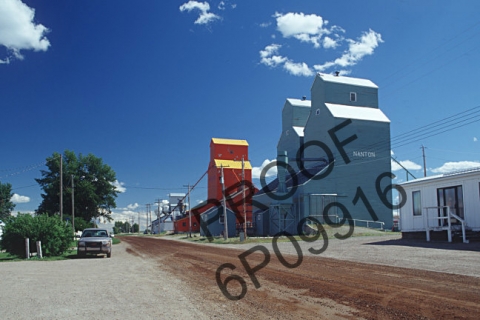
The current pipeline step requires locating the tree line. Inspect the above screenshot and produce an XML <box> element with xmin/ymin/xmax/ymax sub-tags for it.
<box><xmin>1</xmin><ymin>150</ymin><xmax>119</xmax><ymax>230</ymax></box>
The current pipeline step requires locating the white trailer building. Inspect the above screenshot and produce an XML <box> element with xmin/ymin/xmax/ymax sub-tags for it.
<box><xmin>399</xmin><ymin>167</ymin><xmax>480</xmax><ymax>243</ymax></box>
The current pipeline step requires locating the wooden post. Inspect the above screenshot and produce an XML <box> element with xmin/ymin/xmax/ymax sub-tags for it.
<box><xmin>36</xmin><ymin>241</ymin><xmax>43</xmax><ymax>259</ymax></box>
<box><xmin>25</xmin><ymin>238</ymin><xmax>30</xmax><ymax>259</ymax></box>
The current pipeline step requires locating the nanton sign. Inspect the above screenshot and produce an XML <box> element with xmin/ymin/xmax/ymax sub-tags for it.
<box><xmin>352</xmin><ymin>151</ymin><xmax>376</xmax><ymax>158</ymax></box>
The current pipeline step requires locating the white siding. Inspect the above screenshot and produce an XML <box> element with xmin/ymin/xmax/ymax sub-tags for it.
<box><xmin>399</xmin><ymin>171</ymin><xmax>480</xmax><ymax>231</ymax></box>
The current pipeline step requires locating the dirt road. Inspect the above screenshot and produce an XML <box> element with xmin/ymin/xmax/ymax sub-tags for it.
<box><xmin>121</xmin><ymin>236</ymin><xmax>480</xmax><ymax>320</ymax></box>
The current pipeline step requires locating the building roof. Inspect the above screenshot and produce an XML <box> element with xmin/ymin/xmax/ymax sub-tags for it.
<box><xmin>325</xmin><ymin>103</ymin><xmax>390</xmax><ymax>123</ymax></box>
<box><xmin>213</xmin><ymin>159</ymin><xmax>252</xmax><ymax>169</ymax></box>
<box><xmin>286</xmin><ymin>98</ymin><xmax>311</xmax><ymax>107</ymax></box>
<box><xmin>211</xmin><ymin>138</ymin><xmax>249</xmax><ymax>146</ymax></box>
<box><xmin>318</xmin><ymin>73</ymin><xmax>378</xmax><ymax>88</ymax></box>
<box><xmin>400</xmin><ymin>167</ymin><xmax>480</xmax><ymax>186</ymax></box>
<box><xmin>292</xmin><ymin>126</ymin><xmax>305</xmax><ymax>137</ymax></box>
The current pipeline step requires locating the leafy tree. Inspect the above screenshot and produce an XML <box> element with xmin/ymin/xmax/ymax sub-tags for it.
<box><xmin>113</xmin><ymin>221</ymin><xmax>122</xmax><ymax>235</ymax></box>
<box><xmin>36</xmin><ymin>150</ymin><xmax>118</xmax><ymax>223</ymax></box>
<box><xmin>132</xmin><ymin>223</ymin><xmax>139</xmax><ymax>233</ymax></box>
<box><xmin>0</xmin><ymin>181</ymin><xmax>15</xmax><ymax>221</ymax></box>
<box><xmin>63</xmin><ymin>215</ymin><xmax>94</xmax><ymax>232</ymax></box>
<box><xmin>113</xmin><ymin>221</ymin><xmax>138</xmax><ymax>233</ymax></box>
<box><xmin>0</xmin><ymin>214</ymin><xmax>72</xmax><ymax>257</ymax></box>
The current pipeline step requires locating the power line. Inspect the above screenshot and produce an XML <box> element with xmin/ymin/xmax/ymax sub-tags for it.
<box><xmin>380</xmin><ymin>21</ymin><xmax>480</xmax><ymax>93</ymax></box>
<box><xmin>0</xmin><ymin>161</ymin><xmax>46</xmax><ymax>179</ymax></box>
<box><xmin>351</xmin><ymin>105</ymin><xmax>480</xmax><ymax>157</ymax></box>
<box><xmin>122</xmin><ymin>185</ymin><xmax>206</xmax><ymax>190</ymax></box>
<box><xmin>12</xmin><ymin>184</ymin><xmax>38</xmax><ymax>190</ymax></box>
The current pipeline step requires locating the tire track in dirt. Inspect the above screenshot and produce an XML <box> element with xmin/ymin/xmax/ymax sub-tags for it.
<box><xmin>121</xmin><ymin>236</ymin><xmax>480</xmax><ymax>319</ymax></box>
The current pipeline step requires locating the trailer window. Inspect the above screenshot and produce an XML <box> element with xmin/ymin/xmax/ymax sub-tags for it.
<box><xmin>412</xmin><ymin>191</ymin><xmax>421</xmax><ymax>216</ymax></box>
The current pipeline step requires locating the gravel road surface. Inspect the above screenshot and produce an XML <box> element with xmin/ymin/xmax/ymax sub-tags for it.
<box><xmin>0</xmin><ymin>242</ymin><xmax>219</xmax><ymax>319</ymax></box>
<box><xmin>1</xmin><ymin>234</ymin><xmax>479</xmax><ymax>319</ymax></box>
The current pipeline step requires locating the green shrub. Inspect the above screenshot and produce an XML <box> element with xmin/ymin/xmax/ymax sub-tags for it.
<box><xmin>0</xmin><ymin>214</ymin><xmax>73</xmax><ymax>258</ymax></box>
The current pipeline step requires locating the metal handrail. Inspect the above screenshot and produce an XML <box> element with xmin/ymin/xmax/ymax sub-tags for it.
<box><xmin>423</xmin><ymin>206</ymin><xmax>468</xmax><ymax>243</ymax></box>
<box><xmin>350</xmin><ymin>219</ymin><xmax>385</xmax><ymax>230</ymax></box>
<box><xmin>305</xmin><ymin>216</ymin><xmax>385</xmax><ymax>230</ymax></box>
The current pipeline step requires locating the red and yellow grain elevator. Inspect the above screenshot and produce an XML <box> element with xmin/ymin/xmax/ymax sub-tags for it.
<box><xmin>207</xmin><ymin>138</ymin><xmax>254</xmax><ymax>227</ymax></box>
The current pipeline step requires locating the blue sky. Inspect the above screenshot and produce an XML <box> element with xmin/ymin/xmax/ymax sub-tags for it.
<box><xmin>1</xmin><ymin>0</ymin><xmax>480</xmax><ymax>228</ymax></box>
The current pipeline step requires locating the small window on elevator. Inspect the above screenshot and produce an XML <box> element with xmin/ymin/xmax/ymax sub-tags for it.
<box><xmin>350</xmin><ymin>92</ymin><xmax>357</xmax><ymax>102</ymax></box>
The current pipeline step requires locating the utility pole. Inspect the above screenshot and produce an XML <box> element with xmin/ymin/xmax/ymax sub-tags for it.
<box><xmin>184</xmin><ymin>184</ymin><xmax>191</xmax><ymax>238</ymax></box>
<box><xmin>183</xmin><ymin>184</ymin><xmax>192</xmax><ymax>237</ymax></box>
<box><xmin>60</xmin><ymin>154</ymin><xmax>63</xmax><ymax>221</ymax></box>
<box><xmin>242</xmin><ymin>156</ymin><xmax>247</xmax><ymax>239</ymax></box>
<box><xmin>146</xmin><ymin>204</ymin><xmax>151</xmax><ymax>233</ymax></box>
<box><xmin>155</xmin><ymin>199</ymin><xmax>161</xmax><ymax>219</ymax></box>
<box><xmin>221</xmin><ymin>165</ymin><xmax>228</xmax><ymax>240</ymax></box>
<box><xmin>137</xmin><ymin>211</ymin><xmax>140</xmax><ymax>234</ymax></box>
<box><xmin>188</xmin><ymin>185</ymin><xmax>191</xmax><ymax>238</ymax></box>
<box><xmin>71</xmin><ymin>174</ymin><xmax>75</xmax><ymax>236</ymax></box>
<box><xmin>421</xmin><ymin>145</ymin><xmax>427</xmax><ymax>177</ymax></box>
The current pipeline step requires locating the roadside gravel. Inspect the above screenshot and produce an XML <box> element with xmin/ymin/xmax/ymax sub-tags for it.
<box><xmin>0</xmin><ymin>242</ymin><xmax>228</xmax><ymax>320</ymax></box>
<box><xmin>2</xmin><ymin>233</ymin><xmax>479</xmax><ymax>319</ymax></box>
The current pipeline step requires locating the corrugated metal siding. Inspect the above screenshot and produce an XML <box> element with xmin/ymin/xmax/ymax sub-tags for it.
<box><xmin>200</xmin><ymin>206</ymin><xmax>237</xmax><ymax>238</ymax></box>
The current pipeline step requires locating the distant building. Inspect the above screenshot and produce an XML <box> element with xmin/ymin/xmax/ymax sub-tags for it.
<box><xmin>198</xmin><ymin>138</ymin><xmax>254</xmax><ymax>238</ymax></box>
<box><xmin>168</xmin><ymin>193</ymin><xmax>187</xmax><ymax>220</ymax></box>
<box><xmin>254</xmin><ymin>73</ymin><xmax>392</xmax><ymax>235</ymax></box>
<box><xmin>174</xmin><ymin>215</ymin><xmax>200</xmax><ymax>234</ymax></box>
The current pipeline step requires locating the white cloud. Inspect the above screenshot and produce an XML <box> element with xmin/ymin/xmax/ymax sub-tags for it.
<box><xmin>259</xmin><ymin>44</ymin><xmax>287</xmax><ymax>67</ymax></box>
<box><xmin>217</xmin><ymin>1</ymin><xmax>235</xmax><ymax>10</ymax></box>
<box><xmin>260</xmin><ymin>22</ymin><xmax>271</xmax><ymax>28</ymax></box>
<box><xmin>474</xmin><ymin>137</ymin><xmax>478</xmax><ymax>142</ymax></box>
<box><xmin>283</xmin><ymin>61</ymin><xmax>314</xmax><ymax>77</ymax></box>
<box><xmin>431</xmin><ymin>161</ymin><xmax>480</xmax><ymax>174</ymax></box>
<box><xmin>126</xmin><ymin>203</ymin><xmax>139</xmax><ymax>210</ymax></box>
<box><xmin>275</xmin><ymin>12</ymin><xmax>327</xmax><ymax>48</ymax></box>
<box><xmin>337</xmin><ymin>69</ymin><xmax>351</xmax><ymax>76</ymax></box>
<box><xmin>260</xmin><ymin>12</ymin><xmax>382</xmax><ymax>76</ymax></box>
<box><xmin>391</xmin><ymin>159</ymin><xmax>422</xmax><ymax>172</ymax></box>
<box><xmin>314</xmin><ymin>29</ymin><xmax>383</xmax><ymax>71</ymax></box>
<box><xmin>11</xmin><ymin>193</ymin><xmax>30</xmax><ymax>203</ymax></box>
<box><xmin>323</xmin><ymin>36</ymin><xmax>338</xmax><ymax>49</ymax></box>
<box><xmin>259</xmin><ymin>44</ymin><xmax>315</xmax><ymax>76</ymax></box>
<box><xmin>252</xmin><ymin>159</ymin><xmax>278</xmax><ymax>179</ymax></box>
<box><xmin>179</xmin><ymin>1</ymin><xmax>220</xmax><ymax>25</ymax></box>
<box><xmin>0</xmin><ymin>0</ymin><xmax>50</xmax><ymax>63</ymax></box>
<box><xmin>112</xmin><ymin>180</ymin><xmax>126</xmax><ymax>193</ymax></box>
